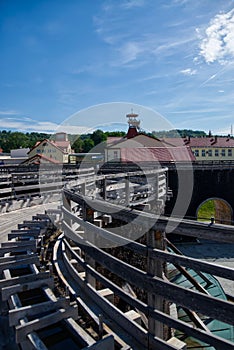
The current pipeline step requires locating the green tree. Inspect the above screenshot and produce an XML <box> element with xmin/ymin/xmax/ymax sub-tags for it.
<box><xmin>83</xmin><ymin>138</ymin><xmax>94</xmax><ymax>153</ymax></box>
<box><xmin>73</xmin><ymin>137</ymin><xmax>84</xmax><ymax>153</ymax></box>
<box><xmin>90</xmin><ymin>130</ymin><xmax>107</xmax><ymax>146</ymax></box>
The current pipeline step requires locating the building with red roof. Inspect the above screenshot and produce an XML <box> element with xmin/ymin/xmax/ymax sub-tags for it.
<box><xmin>105</xmin><ymin>113</ymin><xmax>195</xmax><ymax>164</ymax></box>
<box><xmin>163</xmin><ymin>136</ymin><xmax>234</xmax><ymax>161</ymax></box>
<box><xmin>27</xmin><ymin>132</ymin><xmax>73</xmax><ymax>164</ymax></box>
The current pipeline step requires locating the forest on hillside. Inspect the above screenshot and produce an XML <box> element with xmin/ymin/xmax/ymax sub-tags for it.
<box><xmin>0</xmin><ymin>129</ymin><xmax>207</xmax><ymax>153</ymax></box>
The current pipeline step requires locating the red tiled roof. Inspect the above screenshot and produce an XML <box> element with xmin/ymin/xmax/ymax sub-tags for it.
<box><xmin>109</xmin><ymin>134</ymin><xmax>167</xmax><ymax>148</ymax></box>
<box><xmin>51</xmin><ymin>140</ymin><xmax>70</xmax><ymax>148</ymax></box>
<box><xmin>106</xmin><ymin>137</ymin><xmax>124</xmax><ymax>146</ymax></box>
<box><xmin>162</xmin><ymin>137</ymin><xmax>234</xmax><ymax>148</ymax></box>
<box><xmin>120</xmin><ymin>146</ymin><xmax>195</xmax><ymax>162</ymax></box>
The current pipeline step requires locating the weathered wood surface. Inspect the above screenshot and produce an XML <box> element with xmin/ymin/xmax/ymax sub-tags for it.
<box><xmin>2</xmin><ymin>277</ymin><xmax>54</xmax><ymax>301</ymax></box>
<box><xmin>15</xmin><ymin>305</ymin><xmax>78</xmax><ymax>343</ymax></box>
<box><xmin>0</xmin><ymin>255</ymin><xmax>40</xmax><ymax>273</ymax></box>
<box><xmin>63</xmin><ymin>222</ymin><xmax>234</xmax><ymax>326</ymax></box>
<box><xmin>9</xmin><ymin>297</ymin><xmax>70</xmax><ymax>326</ymax></box>
<box><xmin>0</xmin><ymin>271</ymin><xmax>50</xmax><ymax>289</ymax></box>
<box><xmin>62</xmin><ymin>237</ymin><xmax>234</xmax><ymax>350</ymax></box>
<box><xmin>62</xmin><ymin>206</ymin><xmax>234</xmax><ymax>281</ymax></box>
<box><xmin>63</xmin><ymin>189</ymin><xmax>234</xmax><ymax>243</ymax></box>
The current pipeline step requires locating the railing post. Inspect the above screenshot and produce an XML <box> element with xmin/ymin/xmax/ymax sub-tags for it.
<box><xmin>125</xmin><ymin>176</ymin><xmax>130</xmax><ymax>206</ymax></box>
<box><xmin>147</xmin><ymin>229</ymin><xmax>166</xmax><ymax>340</ymax></box>
<box><xmin>62</xmin><ymin>192</ymin><xmax>72</xmax><ymax>227</ymax></box>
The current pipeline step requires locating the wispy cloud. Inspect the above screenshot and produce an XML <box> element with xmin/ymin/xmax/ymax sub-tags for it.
<box><xmin>94</xmin><ymin>1</ymin><xmax>197</xmax><ymax>68</ymax></box>
<box><xmin>199</xmin><ymin>63</ymin><xmax>232</xmax><ymax>87</ymax></box>
<box><xmin>0</xmin><ymin>110</ymin><xmax>20</xmax><ymax>116</ymax></box>
<box><xmin>0</xmin><ymin>116</ymin><xmax>89</xmax><ymax>134</ymax></box>
<box><xmin>198</xmin><ymin>8</ymin><xmax>234</xmax><ymax>63</ymax></box>
<box><xmin>120</xmin><ymin>0</ymin><xmax>146</xmax><ymax>10</ymax></box>
<box><xmin>180</xmin><ymin>68</ymin><xmax>197</xmax><ymax>75</ymax></box>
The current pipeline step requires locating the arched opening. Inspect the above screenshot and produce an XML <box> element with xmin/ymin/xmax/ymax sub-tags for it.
<box><xmin>197</xmin><ymin>198</ymin><xmax>233</xmax><ymax>225</ymax></box>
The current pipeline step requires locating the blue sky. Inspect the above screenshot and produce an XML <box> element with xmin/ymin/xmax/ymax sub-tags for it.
<box><xmin>1</xmin><ymin>0</ymin><xmax>234</xmax><ymax>135</ymax></box>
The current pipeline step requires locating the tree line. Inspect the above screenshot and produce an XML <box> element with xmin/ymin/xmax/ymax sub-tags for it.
<box><xmin>0</xmin><ymin>129</ymin><xmax>207</xmax><ymax>153</ymax></box>
<box><xmin>0</xmin><ymin>130</ymin><xmax>125</xmax><ymax>153</ymax></box>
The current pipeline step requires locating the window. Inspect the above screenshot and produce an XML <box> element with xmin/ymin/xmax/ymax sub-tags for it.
<box><xmin>215</xmin><ymin>149</ymin><xmax>219</xmax><ymax>157</ymax></box>
<box><xmin>201</xmin><ymin>149</ymin><xmax>206</xmax><ymax>157</ymax></box>
<box><xmin>221</xmin><ymin>149</ymin><xmax>226</xmax><ymax>156</ymax></box>
<box><xmin>194</xmin><ymin>149</ymin><xmax>199</xmax><ymax>157</ymax></box>
<box><xmin>228</xmin><ymin>149</ymin><xmax>232</xmax><ymax>156</ymax></box>
<box><xmin>113</xmin><ymin>151</ymin><xmax>118</xmax><ymax>159</ymax></box>
<box><xmin>208</xmin><ymin>149</ymin><xmax>212</xmax><ymax>157</ymax></box>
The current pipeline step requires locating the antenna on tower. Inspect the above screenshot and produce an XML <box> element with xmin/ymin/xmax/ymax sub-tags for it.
<box><xmin>231</xmin><ymin>124</ymin><xmax>233</xmax><ymax>137</ymax></box>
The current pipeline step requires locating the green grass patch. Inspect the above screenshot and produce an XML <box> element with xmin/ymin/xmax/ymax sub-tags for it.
<box><xmin>197</xmin><ymin>200</ymin><xmax>215</xmax><ymax>221</ymax></box>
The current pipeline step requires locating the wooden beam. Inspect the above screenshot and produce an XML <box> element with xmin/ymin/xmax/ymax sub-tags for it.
<box><xmin>2</xmin><ymin>277</ymin><xmax>54</xmax><ymax>301</ymax></box>
<box><xmin>0</xmin><ymin>271</ymin><xmax>50</xmax><ymax>290</ymax></box>
<box><xmin>9</xmin><ymin>297</ymin><xmax>70</xmax><ymax>326</ymax></box>
<box><xmin>63</xmin><ymin>222</ymin><xmax>234</xmax><ymax>326</ymax></box>
<box><xmin>0</xmin><ymin>256</ymin><xmax>40</xmax><ymax>273</ymax></box>
<box><xmin>62</xmin><ymin>207</ymin><xmax>234</xmax><ymax>280</ymax></box>
<box><xmin>15</xmin><ymin>306</ymin><xmax>78</xmax><ymax>343</ymax></box>
<box><xmin>63</xmin><ymin>237</ymin><xmax>234</xmax><ymax>350</ymax></box>
<box><xmin>63</xmin><ymin>191</ymin><xmax>234</xmax><ymax>243</ymax></box>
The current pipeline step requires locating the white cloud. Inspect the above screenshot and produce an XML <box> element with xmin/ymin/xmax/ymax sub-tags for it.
<box><xmin>118</xmin><ymin>41</ymin><xmax>143</xmax><ymax>64</ymax></box>
<box><xmin>0</xmin><ymin>116</ymin><xmax>88</xmax><ymax>134</ymax></box>
<box><xmin>199</xmin><ymin>9</ymin><xmax>234</xmax><ymax>63</ymax></box>
<box><xmin>0</xmin><ymin>110</ymin><xmax>20</xmax><ymax>115</ymax></box>
<box><xmin>180</xmin><ymin>68</ymin><xmax>197</xmax><ymax>75</ymax></box>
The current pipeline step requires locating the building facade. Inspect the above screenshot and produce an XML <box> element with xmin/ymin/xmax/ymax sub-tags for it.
<box><xmin>105</xmin><ymin>113</ymin><xmax>195</xmax><ymax>163</ymax></box>
<box><xmin>27</xmin><ymin>133</ymin><xmax>72</xmax><ymax>164</ymax></box>
<box><xmin>165</xmin><ymin>136</ymin><xmax>234</xmax><ymax>161</ymax></box>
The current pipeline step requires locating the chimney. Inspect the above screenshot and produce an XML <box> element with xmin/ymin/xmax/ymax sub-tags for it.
<box><xmin>211</xmin><ymin>135</ymin><xmax>217</xmax><ymax>145</ymax></box>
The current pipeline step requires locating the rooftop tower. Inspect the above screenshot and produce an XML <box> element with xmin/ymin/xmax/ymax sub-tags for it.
<box><xmin>126</xmin><ymin>111</ymin><xmax>140</xmax><ymax>139</ymax></box>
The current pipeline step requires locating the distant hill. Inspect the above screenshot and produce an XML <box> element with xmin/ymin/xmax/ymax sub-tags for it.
<box><xmin>152</xmin><ymin>129</ymin><xmax>207</xmax><ymax>138</ymax></box>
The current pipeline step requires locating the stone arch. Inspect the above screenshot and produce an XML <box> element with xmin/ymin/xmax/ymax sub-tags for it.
<box><xmin>196</xmin><ymin>197</ymin><xmax>233</xmax><ymax>225</ymax></box>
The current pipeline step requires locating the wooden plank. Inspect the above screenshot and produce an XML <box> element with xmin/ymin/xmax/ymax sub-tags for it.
<box><xmin>0</xmin><ymin>256</ymin><xmax>40</xmax><ymax>273</ymax></box>
<box><xmin>8</xmin><ymin>232</ymin><xmax>41</xmax><ymax>240</ymax></box>
<box><xmin>2</xmin><ymin>277</ymin><xmax>54</xmax><ymax>301</ymax></box>
<box><xmin>9</xmin><ymin>297</ymin><xmax>70</xmax><ymax>326</ymax></box>
<box><xmin>64</xmin><ymin>317</ymin><xmax>95</xmax><ymax>346</ymax></box>
<box><xmin>1</xmin><ymin>241</ymin><xmax>37</xmax><ymax>248</ymax></box>
<box><xmin>15</xmin><ymin>306</ymin><xmax>78</xmax><ymax>343</ymax></box>
<box><xmin>0</xmin><ymin>271</ymin><xmax>50</xmax><ymax>289</ymax></box>
<box><xmin>0</xmin><ymin>245</ymin><xmax>37</xmax><ymax>256</ymax></box>
<box><xmin>0</xmin><ymin>253</ymin><xmax>38</xmax><ymax>263</ymax></box>
<box><xmin>63</xmin><ymin>222</ymin><xmax>234</xmax><ymax>326</ymax></box>
<box><xmin>11</xmin><ymin>229</ymin><xmax>40</xmax><ymax>234</ymax></box>
<box><xmin>83</xmin><ymin>335</ymin><xmax>115</xmax><ymax>350</ymax></box>
<box><xmin>150</xmin><ymin>248</ymin><xmax>234</xmax><ymax>281</ymax></box>
<box><xmin>18</xmin><ymin>221</ymin><xmax>46</xmax><ymax>229</ymax></box>
<box><xmin>62</xmin><ymin>206</ymin><xmax>234</xmax><ymax>281</ymax></box>
<box><xmin>63</xmin><ymin>191</ymin><xmax>234</xmax><ymax>243</ymax></box>
<box><xmin>64</xmin><ymin>238</ymin><xmax>234</xmax><ymax>350</ymax></box>
<box><xmin>63</xmin><ymin>252</ymin><xmax>149</xmax><ymax>349</ymax></box>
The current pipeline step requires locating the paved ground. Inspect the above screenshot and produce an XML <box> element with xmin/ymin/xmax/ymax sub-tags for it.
<box><xmin>176</xmin><ymin>239</ymin><xmax>234</xmax><ymax>296</ymax></box>
<box><xmin>0</xmin><ymin>202</ymin><xmax>59</xmax><ymax>243</ymax></box>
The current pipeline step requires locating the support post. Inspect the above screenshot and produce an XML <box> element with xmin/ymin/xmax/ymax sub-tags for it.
<box><xmin>147</xmin><ymin>229</ymin><xmax>166</xmax><ymax>340</ymax></box>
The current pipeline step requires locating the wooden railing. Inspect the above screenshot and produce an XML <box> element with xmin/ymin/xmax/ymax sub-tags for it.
<box><xmin>58</xmin><ymin>187</ymin><xmax>234</xmax><ymax>350</ymax></box>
